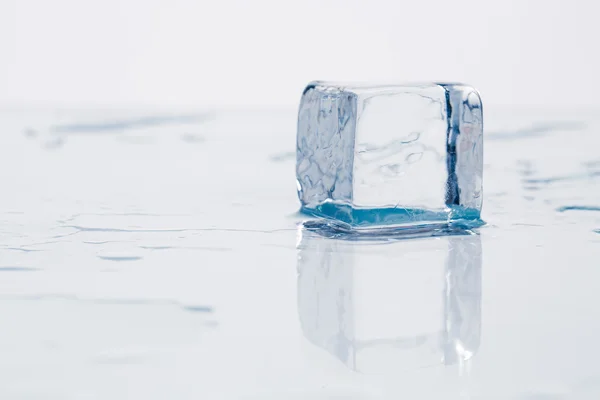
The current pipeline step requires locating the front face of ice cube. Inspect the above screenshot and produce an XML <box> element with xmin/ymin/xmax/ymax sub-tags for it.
<box><xmin>296</xmin><ymin>82</ymin><xmax>483</xmax><ymax>225</ymax></box>
<box><xmin>353</xmin><ymin>85</ymin><xmax>450</xmax><ymax>209</ymax></box>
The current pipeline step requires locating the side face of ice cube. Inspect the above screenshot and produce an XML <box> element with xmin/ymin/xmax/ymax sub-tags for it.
<box><xmin>296</xmin><ymin>81</ymin><xmax>483</xmax><ymax>227</ymax></box>
<box><xmin>443</xmin><ymin>84</ymin><xmax>484</xmax><ymax>215</ymax></box>
<box><xmin>296</xmin><ymin>84</ymin><xmax>357</xmax><ymax>207</ymax></box>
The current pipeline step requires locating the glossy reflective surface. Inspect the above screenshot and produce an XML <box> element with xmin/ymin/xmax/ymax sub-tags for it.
<box><xmin>0</xmin><ymin>107</ymin><xmax>599</xmax><ymax>399</ymax></box>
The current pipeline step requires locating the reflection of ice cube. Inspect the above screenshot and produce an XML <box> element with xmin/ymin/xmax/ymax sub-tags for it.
<box><xmin>296</xmin><ymin>81</ymin><xmax>483</xmax><ymax>228</ymax></box>
<box><xmin>297</xmin><ymin>228</ymin><xmax>482</xmax><ymax>374</ymax></box>
<box><xmin>444</xmin><ymin>235</ymin><xmax>483</xmax><ymax>365</ymax></box>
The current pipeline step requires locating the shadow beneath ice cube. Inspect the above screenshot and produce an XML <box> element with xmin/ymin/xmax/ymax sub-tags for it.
<box><xmin>296</xmin><ymin>227</ymin><xmax>482</xmax><ymax>374</ymax></box>
<box><xmin>300</xmin><ymin>217</ymin><xmax>483</xmax><ymax>242</ymax></box>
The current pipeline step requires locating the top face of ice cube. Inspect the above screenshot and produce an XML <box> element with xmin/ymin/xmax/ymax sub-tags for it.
<box><xmin>296</xmin><ymin>81</ymin><xmax>483</xmax><ymax>227</ymax></box>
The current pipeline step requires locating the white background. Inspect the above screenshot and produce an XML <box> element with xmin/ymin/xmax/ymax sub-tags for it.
<box><xmin>1</xmin><ymin>0</ymin><xmax>598</xmax><ymax>109</ymax></box>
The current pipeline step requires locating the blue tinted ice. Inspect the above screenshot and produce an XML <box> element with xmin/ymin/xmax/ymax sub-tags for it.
<box><xmin>296</xmin><ymin>81</ymin><xmax>483</xmax><ymax>228</ymax></box>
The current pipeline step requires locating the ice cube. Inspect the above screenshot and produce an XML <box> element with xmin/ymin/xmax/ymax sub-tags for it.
<box><xmin>296</xmin><ymin>81</ymin><xmax>483</xmax><ymax>228</ymax></box>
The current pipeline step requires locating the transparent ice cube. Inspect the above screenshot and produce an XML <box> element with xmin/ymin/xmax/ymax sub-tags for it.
<box><xmin>296</xmin><ymin>81</ymin><xmax>483</xmax><ymax>228</ymax></box>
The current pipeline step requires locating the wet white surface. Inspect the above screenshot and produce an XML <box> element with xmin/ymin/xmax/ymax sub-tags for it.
<box><xmin>0</xmin><ymin>107</ymin><xmax>599</xmax><ymax>399</ymax></box>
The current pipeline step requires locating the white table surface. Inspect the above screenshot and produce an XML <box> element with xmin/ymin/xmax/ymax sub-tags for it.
<box><xmin>0</xmin><ymin>106</ymin><xmax>599</xmax><ymax>399</ymax></box>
